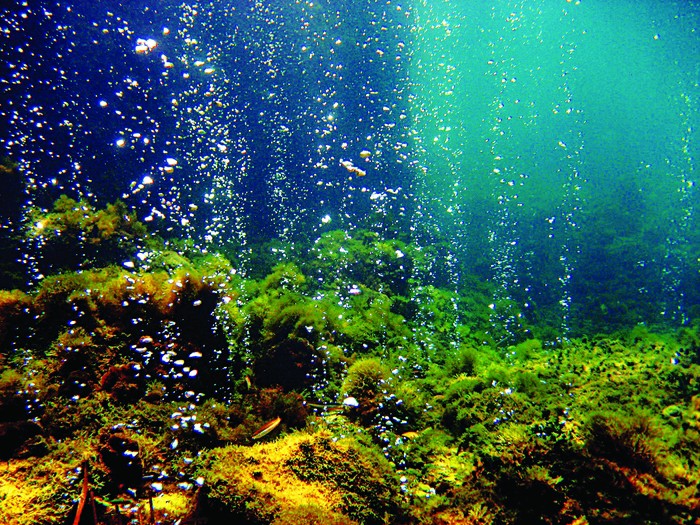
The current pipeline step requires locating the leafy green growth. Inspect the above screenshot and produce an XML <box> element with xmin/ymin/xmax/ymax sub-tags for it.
<box><xmin>26</xmin><ymin>195</ymin><xmax>147</xmax><ymax>243</ymax></box>
<box><xmin>341</xmin><ymin>357</ymin><xmax>391</xmax><ymax>426</ymax></box>
<box><xmin>25</xmin><ymin>195</ymin><xmax>149</xmax><ymax>274</ymax></box>
<box><xmin>0</xmin><ymin>218</ymin><xmax>698</xmax><ymax>525</ymax></box>
<box><xmin>0</xmin><ymin>289</ymin><xmax>30</xmax><ymax>351</ymax></box>
<box><xmin>583</xmin><ymin>410</ymin><xmax>660</xmax><ymax>472</ymax></box>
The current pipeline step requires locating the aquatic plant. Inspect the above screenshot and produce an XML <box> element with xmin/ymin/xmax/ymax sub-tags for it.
<box><xmin>445</xmin><ymin>345</ymin><xmax>480</xmax><ymax>376</ymax></box>
<box><xmin>0</xmin><ymin>289</ymin><xmax>30</xmax><ymax>351</ymax></box>
<box><xmin>583</xmin><ymin>410</ymin><xmax>660</xmax><ymax>472</ymax></box>
<box><xmin>304</xmin><ymin>229</ymin><xmax>419</xmax><ymax>297</ymax></box>
<box><xmin>100</xmin><ymin>362</ymin><xmax>147</xmax><ymax>404</ymax></box>
<box><xmin>334</xmin><ymin>287</ymin><xmax>411</xmax><ymax>355</ymax></box>
<box><xmin>0</xmin><ymin>456</ymin><xmax>81</xmax><ymax>525</ymax></box>
<box><xmin>0</xmin><ymin>158</ymin><xmax>29</xmax><ymax>289</ymax></box>
<box><xmin>26</xmin><ymin>195</ymin><xmax>147</xmax><ymax>243</ymax></box>
<box><xmin>25</xmin><ymin>195</ymin><xmax>149</xmax><ymax>274</ymax></box>
<box><xmin>0</xmin><ymin>368</ymin><xmax>35</xmax><ymax>430</ymax></box>
<box><xmin>1</xmin><ymin>221</ymin><xmax>700</xmax><ymax>525</ymax></box>
<box><xmin>271</xmin><ymin>504</ymin><xmax>359</xmax><ymax>525</ymax></box>
<box><xmin>341</xmin><ymin>357</ymin><xmax>391</xmax><ymax>426</ymax></box>
<box><xmin>252</xmin><ymin>387</ymin><xmax>309</xmax><ymax>429</ymax></box>
<box><xmin>98</xmin><ymin>429</ymin><xmax>144</xmax><ymax>494</ymax></box>
<box><xmin>512</xmin><ymin>337</ymin><xmax>542</xmax><ymax>360</ymax></box>
<box><xmin>243</xmin><ymin>290</ymin><xmax>330</xmax><ymax>391</ymax></box>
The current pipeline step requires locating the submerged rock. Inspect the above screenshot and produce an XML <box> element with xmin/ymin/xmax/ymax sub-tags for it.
<box><xmin>190</xmin><ymin>430</ymin><xmax>403</xmax><ymax>525</ymax></box>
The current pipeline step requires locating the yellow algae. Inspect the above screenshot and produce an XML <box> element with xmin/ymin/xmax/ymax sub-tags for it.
<box><xmin>195</xmin><ymin>430</ymin><xmax>398</xmax><ymax>523</ymax></box>
<box><xmin>148</xmin><ymin>492</ymin><xmax>190</xmax><ymax>521</ymax></box>
<box><xmin>0</xmin><ymin>458</ymin><xmax>74</xmax><ymax>525</ymax></box>
<box><xmin>200</xmin><ymin>432</ymin><xmax>343</xmax><ymax>519</ymax></box>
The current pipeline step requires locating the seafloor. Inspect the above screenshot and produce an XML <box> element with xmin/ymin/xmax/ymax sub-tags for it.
<box><xmin>0</xmin><ymin>191</ymin><xmax>699</xmax><ymax>525</ymax></box>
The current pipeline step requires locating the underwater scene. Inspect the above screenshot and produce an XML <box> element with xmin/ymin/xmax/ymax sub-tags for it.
<box><xmin>0</xmin><ymin>0</ymin><xmax>699</xmax><ymax>523</ymax></box>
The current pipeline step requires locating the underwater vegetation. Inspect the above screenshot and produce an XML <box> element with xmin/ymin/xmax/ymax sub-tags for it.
<box><xmin>0</xmin><ymin>197</ymin><xmax>699</xmax><ymax>525</ymax></box>
<box><xmin>23</xmin><ymin>195</ymin><xmax>150</xmax><ymax>277</ymax></box>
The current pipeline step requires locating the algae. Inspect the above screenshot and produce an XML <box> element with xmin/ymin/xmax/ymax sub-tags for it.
<box><xmin>0</xmin><ymin>197</ymin><xmax>699</xmax><ymax>525</ymax></box>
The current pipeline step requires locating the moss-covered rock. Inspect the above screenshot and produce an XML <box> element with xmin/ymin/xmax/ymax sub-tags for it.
<box><xmin>192</xmin><ymin>430</ymin><xmax>403</xmax><ymax>525</ymax></box>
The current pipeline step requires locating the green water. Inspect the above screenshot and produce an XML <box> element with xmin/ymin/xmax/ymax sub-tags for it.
<box><xmin>411</xmin><ymin>0</ymin><xmax>698</xmax><ymax>332</ymax></box>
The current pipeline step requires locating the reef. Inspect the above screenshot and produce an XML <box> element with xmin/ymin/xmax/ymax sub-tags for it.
<box><xmin>0</xmin><ymin>196</ymin><xmax>698</xmax><ymax>525</ymax></box>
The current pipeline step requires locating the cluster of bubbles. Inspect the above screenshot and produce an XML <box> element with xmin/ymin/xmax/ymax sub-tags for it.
<box><xmin>408</xmin><ymin>1</ymin><xmax>588</xmax><ymax>340</ymax></box>
<box><xmin>410</xmin><ymin>0</ymin><xmax>698</xmax><ymax>336</ymax></box>
<box><xmin>1</xmin><ymin>1</ymin><xmax>418</xmax><ymax>258</ymax></box>
<box><xmin>1</xmin><ymin>0</ymin><xmax>697</xmax><ymax>357</ymax></box>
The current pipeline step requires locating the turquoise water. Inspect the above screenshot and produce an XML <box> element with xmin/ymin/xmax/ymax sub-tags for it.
<box><xmin>412</xmin><ymin>0</ymin><xmax>698</xmax><ymax>333</ymax></box>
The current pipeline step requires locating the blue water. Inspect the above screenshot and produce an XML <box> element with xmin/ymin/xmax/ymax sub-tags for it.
<box><xmin>0</xmin><ymin>0</ymin><xmax>698</xmax><ymax>335</ymax></box>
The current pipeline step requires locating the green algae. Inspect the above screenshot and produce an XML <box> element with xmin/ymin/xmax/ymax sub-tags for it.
<box><xmin>24</xmin><ymin>195</ymin><xmax>149</xmax><ymax>276</ymax></box>
<box><xmin>1</xmin><ymin>197</ymin><xmax>699</xmax><ymax>524</ymax></box>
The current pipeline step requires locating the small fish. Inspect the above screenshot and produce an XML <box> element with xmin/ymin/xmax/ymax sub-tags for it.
<box><xmin>251</xmin><ymin>417</ymin><xmax>281</xmax><ymax>440</ymax></box>
<box><xmin>307</xmin><ymin>402</ymin><xmax>346</xmax><ymax>415</ymax></box>
<box><xmin>401</xmin><ymin>431</ymin><xmax>420</xmax><ymax>439</ymax></box>
<box><xmin>244</xmin><ymin>375</ymin><xmax>253</xmax><ymax>390</ymax></box>
<box><xmin>339</xmin><ymin>159</ymin><xmax>367</xmax><ymax>177</ymax></box>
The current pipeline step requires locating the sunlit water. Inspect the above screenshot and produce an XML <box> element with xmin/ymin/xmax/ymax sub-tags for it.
<box><xmin>1</xmin><ymin>0</ymin><xmax>698</xmax><ymax>336</ymax></box>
